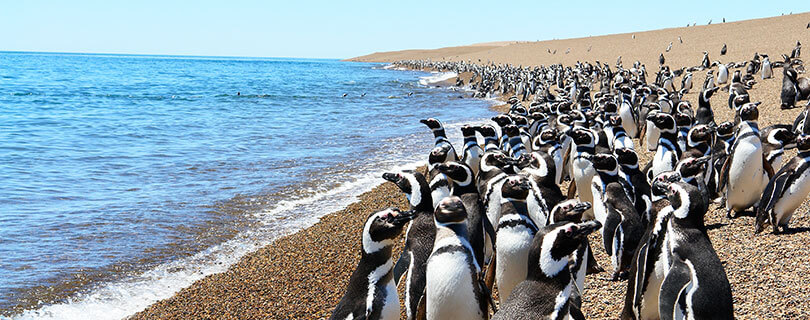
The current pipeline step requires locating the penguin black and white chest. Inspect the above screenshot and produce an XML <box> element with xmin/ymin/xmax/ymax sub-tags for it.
<box><xmin>695</xmin><ymin>86</ymin><xmax>719</xmax><ymax>126</ymax></box>
<box><xmin>782</xmin><ymin>68</ymin><xmax>800</xmax><ymax>109</ymax></box>
<box><xmin>609</xmin><ymin>114</ymin><xmax>635</xmax><ymax>150</ymax></box>
<box><xmin>492</xmin><ymin>220</ymin><xmax>602</xmax><ymax>320</ymax></box>
<box><xmin>618</xmin><ymin>88</ymin><xmax>639</xmax><ymax>138</ymax></box>
<box><xmin>504</xmin><ymin>124</ymin><xmax>528</xmax><ymax>157</ymax></box>
<box><xmin>568</xmin><ymin>128</ymin><xmax>598</xmax><ymax>219</ymax></box>
<box><xmin>590</xmin><ymin>153</ymin><xmax>633</xmax><ymax>225</ymax></box>
<box><xmin>620</xmin><ymin>172</ymin><xmax>680</xmax><ymax>320</ymax></box>
<box><xmin>761</xmin><ymin>124</ymin><xmax>797</xmax><ymax>171</ymax></box>
<box><xmin>330</xmin><ymin>208</ymin><xmax>414</xmax><ymax>320</ymax></box>
<box><xmin>381</xmin><ymin>170</ymin><xmax>434</xmax><ymax>320</ymax></box>
<box><xmin>762</xmin><ymin>54</ymin><xmax>773</xmax><ymax>79</ymax></box>
<box><xmin>521</xmin><ymin>151</ymin><xmax>566</xmax><ymax>225</ymax></box>
<box><xmin>659</xmin><ymin>182</ymin><xmax>734</xmax><ymax>320</ymax></box>
<box><xmin>426</xmin><ymin>196</ymin><xmax>489</xmax><ymax>320</ymax></box>
<box><xmin>492</xmin><ymin>114</ymin><xmax>515</xmax><ymax>150</ymax></box>
<box><xmin>477</xmin><ymin>125</ymin><xmax>501</xmax><ymax>151</ymax></box>
<box><xmin>533</xmin><ymin>128</ymin><xmax>565</xmax><ymax>185</ymax></box>
<box><xmin>427</xmin><ymin>145</ymin><xmax>452</xmax><ymax>209</ymax></box>
<box><xmin>615</xmin><ymin>148</ymin><xmax>652</xmax><ymax>227</ymax></box>
<box><xmin>648</xmin><ymin>113</ymin><xmax>681</xmax><ymax>181</ymax></box>
<box><xmin>494</xmin><ymin>175</ymin><xmax>539</xmax><ymax>303</ymax></box>
<box><xmin>675</xmin><ymin>113</ymin><xmax>693</xmax><ymax>154</ymax></box>
<box><xmin>722</xmin><ymin>103</ymin><xmax>770</xmax><ymax>217</ymax></box>
<box><xmin>756</xmin><ymin>135</ymin><xmax>810</xmax><ymax>234</ymax></box>
<box><xmin>549</xmin><ymin>200</ymin><xmax>593</xmax><ymax>306</ymax></box>
<box><xmin>477</xmin><ymin>150</ymin><xmax>515</xmax><ymax>261</ymax></box>
<box><xmin>420</xmin><ymin>118</ymin><xmax>458</xmax><ymax>162</ymax></box>
<box><xmin>436</xmin><ymin>161</ymin><xmax>488</xmax><ymax>267</ymax></box>
<box><xmin>461</xmin><ymin>125</ymin><xmax>484</xmax><ymax>177</ymax></box>
<box><xmin>716</xmin><ymin>61</ymin><xmax>729</xmax><ymax>85</ymax></box>
<box><xmin>681</xmin><ymin>72</ymin><xmax>693</xmax><ymax>93</ymax></box>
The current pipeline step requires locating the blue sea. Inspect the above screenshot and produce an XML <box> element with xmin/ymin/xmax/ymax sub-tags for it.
<box><xmin>0</xmin><ymin>52</ymin><xmax>496</xmax><ymax>319</ymax></box>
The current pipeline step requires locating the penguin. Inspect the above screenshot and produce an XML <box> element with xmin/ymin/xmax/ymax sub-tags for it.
<box><xmin>756</xmin><ymin>135</ymin><xmax>810</xmax><ymax>234</ymax></box>
<box><xmin>492</xmin><ymin>220</ymin><xmax>602</xmax><ymax>320</ymax></box>
<box><xmin>532</xmin><ymin>128</ymin><xmax>565</xmax><ymax>185</ymax></box>
<box><xmin>477</xmin><ymin>125</ymin><xmax>500</xmax><ymax>151</ymax></box>
<box><xmin>330</xmin><ymin>208</ymin><xmax>414</xmax><ymax>320</ymax></box>
<box><xmin>427</xmin><ymin>145</ymin><xmax>452</xmax><ymax>209</ymax></box>
<box><xmin>648</xmin><ymin>113</ymin><xmax>681</xmax><ymax>181</ymax></box>
<box><xmin>461</xmin><ymin>125</ymin><xmax>484</xmax><ymax>177</ymax></box>
<box><xmin>381</xmin><ymin>171</ymin><xmax>434</xmax><ymax>320</ymax></box>
<box><xmin>478</xmin><ymin>150</ymin><xmax>516</xmax><ymax>261</ymax></box>
<box><xmin>695</xmin><ymin>86</ymin><xmax>719</xmax><ymax>125</ymax></box>
<box><xmin>716</xmin><ymin>62</ymin><xmax>729</xmax><ymax>85</ymax></box>
<box><xmin>659</xmin><ymin>53</ymin><xmax>665</xmax><ymax>66</ymax></box>
<box><xmin>675</xmin><ymin>113</ymin><xmax>693</xmax><ymax>154</ymax></box>
<box><xmin>644</xmin><ymin>109</ymin><xmax>662</xmax><ymax>152</ymax></box>
<box><xmin>602</xmin><ymin>182</ymin><xmax>644</xmax><ymax>280</ymax></box>
<box><xmin>615</xmin><ymin>147</ymin><xmax>653</xmax><ymax>227</ymax></box>
<box><xmin>761</xmin><ymin>54</ymin><xmax>773</xmax><ymax>79</ymax></box>
<box><xmin>420</xmin><ymin>118</ymin><xmax>458</xmax><ymax>162</ymax></box>
<box><xmin>620</xmin><ymin>172</ymin><xmax>681</xmax><ymax>320</ymax></box>
<box><xmin>548</xmin><ymin>200</ymin><xmax>595</xmax><ymax>302</ymax></box>
<box><xmin>781</xmin><ymin>68</ymin><xmax>800</xmax><ymax>109</ymax></box>
<box><xmin>719</xmin><ymin>103</ymin><xmax>772</xmax><ymax>218</ymax></box>
<box><xmin>721</xmin><ymin>43</ymin><xmax>727</xmax><ymax>55</ymax></box>
<box><xmin>701</xmin><ymin>51</ymin><xmax>710</xmax><ymax>69</ymax></box>
<box><xmin>436</xmin><ymin>161</ymin><xmax>489</xmax><ymax>267</ymax></box>
<box><xmin>681</xmin><ymin>72</ymin><xmax>693</xmax><ymax>93</ymax></box>
<box><xmin>608</xmin><ymin>114</ymin><xmax>635</xmax><ymax>150</ymax></box>
<box><xmin>567</xmin><ymin>128</ymin><xmax>598</xmax><ymax>219</ymax></box>
<box><xmin>494</xmin><ymin>175</ymin><xmax>538</xmax><ymax>303</ymax></box>
<box><xmin>504</xmin><ymin>124</ymin><xmax>528</xmax><ymax>157</ymax></box>
<box><xmin>761</xmin><ymin>124</ymin><xmax>798</xmax><ymax>171</ymax></box>
<box><xmin>425</xmin><ymin>196</ymin><xmax>489</xmax><ymax>320</ymax></box>
<box><xmin>658</xmin><ymin>182</ymin><xmax>734</xmax><ymax>320</ymax></box>
<box><xmin>521</xmin><ymin>151</ymin><xmax>565</xmax><ymax>226</ymax></box>
<box><xmin>619</xmin><ymin>87</ymin><xmax>640</xmax><ymax>138</ymax></box>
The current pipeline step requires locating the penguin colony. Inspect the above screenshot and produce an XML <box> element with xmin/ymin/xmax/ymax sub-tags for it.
<box><xmin>331</xmin><ymin>40</ymin><xmax>810</xmax><ymax>319</ymax></box>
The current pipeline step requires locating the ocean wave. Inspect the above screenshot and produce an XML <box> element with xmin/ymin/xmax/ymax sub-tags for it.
<box><xmin>418</xmin><ymin>72</ymin><xmax>458</xmax><ymax>86</ymax></box>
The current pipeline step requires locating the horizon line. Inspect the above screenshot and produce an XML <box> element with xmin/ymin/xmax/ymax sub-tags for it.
<box><xmin>0</xmin><ymin>50</ymin><xmax>348</xmax><ymax>61</ymax></box>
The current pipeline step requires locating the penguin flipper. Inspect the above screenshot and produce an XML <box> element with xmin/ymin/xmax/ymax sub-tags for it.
<box><xmin>631</xmin><ymin>242</ymin><xmax>649</xmax><ymax>309</ymax></box>
<box><xmin>569</xmin><ymin>303</ymin><xmax>587</xmax><ymax>320</ymax></box>
<box><xmin>762</xmin><ymin>153</ymin><xmax>776</xmax><ymax>178</ymax></box>
<box><xmin>658</xmin><ymin>258</ymin><xmax>692</xmax><ymax>320</ymax></box>
<box><xmin>392</xmin><ymin>247</ymin><xmax>411</xmax><ymax>285</ymax></box>
<box><xmin>759</xmin><ymin>170</ymin><xmax>792</xmax><ymax>215</ymax></box>
<box><xmin>482</xmin><ymin>214</ymin><xmax>497</xmax><ymax>250</ymax></box>
<box><xmin>567</xmin><ymin>179</ymin><xmax>578</xmax><ymax>199</ymax></box>
<box><xmin>603</xmin><ymin>209</ymin><xmax>622</xmax><ymax>257</ymax></box>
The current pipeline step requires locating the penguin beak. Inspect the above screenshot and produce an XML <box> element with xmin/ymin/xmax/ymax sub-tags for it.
<box><xmin>382</xmin><ymin>172</ymin><xmax>402</xmax><ymax>183</ymax></box>
<box><xmin>569</xmin><ymin>220</ymin><xmax>602</xmax><ymax>239</ymax></box>
<box><xmin>419</xmin><ymin>119</ymin><xmax>429</xmax><ymax>125</ymax></box>
<box><xmin>518</xmin><ymin>179</ymin><xmax>532</xmax><ymax>190</ymax></box>
<box><xmin>572</xmin><ymin>202</ymin><xmax>592</xmax><ymax>213</ymax></box>
<box><xmin>389</xmin><ymin>210</ymin><xmax>416</xmax><ymax>225</ymax></box>
<box><xmin>436</xmin><ymin>163</ymin><xmax>452</xmax><ymax>173</ymax></box>
<box><xmin>652</xmin><ymin>173</ymin><xmax>681</xmax><ymax>194</ymax></box>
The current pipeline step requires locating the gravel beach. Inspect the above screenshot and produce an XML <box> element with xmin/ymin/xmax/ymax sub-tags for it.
<box><xmin>133</xmin><ymin>12</ymin><xmax>810</xmax><ymax>319</ymax></box>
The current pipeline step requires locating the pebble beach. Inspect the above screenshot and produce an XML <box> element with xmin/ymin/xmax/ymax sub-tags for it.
<box><xmin>132</xmin><ymin>12</ymin><xmax>810</xmax><ymax>320</ymax></box>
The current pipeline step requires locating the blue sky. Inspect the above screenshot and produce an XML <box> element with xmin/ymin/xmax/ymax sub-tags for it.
<box><xmin>1</xmin><ymin>1</ymin><xmax>808</xmax><ymax>59</ymax></box>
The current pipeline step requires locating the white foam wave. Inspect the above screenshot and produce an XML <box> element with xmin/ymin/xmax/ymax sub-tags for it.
<box><xmin>418</xmin><ymin>72</ymin><xmax>457</xmax><ymax>86</ymax></box>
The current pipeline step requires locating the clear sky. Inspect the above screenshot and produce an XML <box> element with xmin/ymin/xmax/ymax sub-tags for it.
<box><xmin>1</xmin><ymin>1</ymin><xmax>808</xmax><ymax>59</ymax></box>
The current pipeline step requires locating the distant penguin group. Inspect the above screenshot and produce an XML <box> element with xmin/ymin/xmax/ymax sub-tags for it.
<box><xmin>331</xmin><ymin>37</ymin><xmax>810</xmax><ymax>319</ymax></box>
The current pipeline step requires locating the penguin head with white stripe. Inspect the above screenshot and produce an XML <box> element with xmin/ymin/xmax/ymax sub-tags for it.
<box><xmin>716</xmin><ymin>121</ymin><xmax>735</xmax><ymax>139</ymax></box>
<box><xmin>647</xmin><ymin>113</ymin><xmax>677</xmax><ymax>134</ymax></box>
<box><xmin>767</xmin><ymin>127</ymin><xmax>797</xmax><ymax>148</ymax></box>
<box><xmin>382</xmin><ymin>170</ymin><xmax>431</xmax><ymax>211</ymax></box>
<box><xmin>491</xmin><ymin>114</ymin><xmax>514</xmax><ymax>128</ymax></box>
<box><xmin>687</xmin><ymin>124</ymin><xmax>715</xmax><ymax>147</ymax></box>
<box><xmin>428</xmin><ymin>145</ymin><xmax>451</xmax><ymax>166</ymax></box>
<box><xmin>797</xmin><ymin>135</ymin><xmax>810</xmax><ymax>152</ymax></box>
<box><xmin>501</xmin><ymin>175</ymin><xmax>531</xmax><ymax>200</ymax></box>
<box><xmin>665</xmin><ymin>181</ymin><xmax>708</xmax><ymax>223</ymax></box>
<box><xmin>529</xmin><ymin>220</ymin><xmax>602</xmax><ymax>278</ymax></box>
<box><xmin>738</xmin><ymin>102</ymin><xmax>761</xmax><ymax>122</ymax></box>
<box><xmin>436</xmin><ymin>161</ymin><xmax>474</xmax><ymax>187</ymax></box>
<box><xmin>614</xmin><ymin>148</ymin><xmax>640</xmax><ymax>169</ymax></box>
<box><xmin>460</xmin><ymin>125</ymin><xmax>478</xmax><ymax>139</ymax></box>
<box><xmin>651</xmin><ymin>171</ymin><xmax>682</xmax><ymax>197</ymax></box>
<box><xmin>675</xmin><ymin>156</ymin><xmax>710</xmax><ymax>183</ymax></box>
<box><xmin>419</xmin><ymin>118</ymin><xmax>444</xmax><ymax>130</ymax></box>
<box><xmin>551</xmin><ymin>200</ymin><xmax>592</xmax><ymax>224</ymax></box>
<box><xmin>434</xmin><ymin>196</ymin><xmax>467</xmax><ymax>225</ymax></box>
<box><xmin>566</xmin><ymin>128</ymin><xmax>596</xmax><ymax>147</ymax></box>
<box><xmin>675</xmin><ymin>112</ymin><xmax>693</xmax><ymax>129</ymax></box>
<box><xmin>592</xmin><ymin>153</ymin><xmax>619</xmax><ymax>175</ymax></box>
<box><xmin>362</xmin><ymin>208</ymin><xmax>414</xmax><ymax>254</ymax></box>
<box><xmin>511</xmin><ymin>115</ymin><xmax>529</xmax><ymax>128</ymax></box>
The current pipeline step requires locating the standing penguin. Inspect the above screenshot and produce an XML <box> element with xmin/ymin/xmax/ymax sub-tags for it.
<box><xmin>420</xmin><ymin>118</ymin><xmax>459</xmax><ymax>162</ymax></box>
<box><xmin>716</xmin><ymin>62</ymin><xmax>729</xmax><ymax>85</ymax></box>
<box><xmin>659</xmin><ymin>53</ymin><xmax>666</xmax><ymax>66</ymax></box>
<box><xmin>568</xmin><ymin>128</ymin><xmax>598</xmax><ymax>219</ymax></box>
<box><xmin>381</xmin><ymin>171</ymin><xmax>434</xmax><ymax>320</ymax></box>
<box><xmin>602</xmin><ymin>182</ymin><xmax>644</xmax><ymax>281</ymax></box>
<box><xmin>701</xmin><ymin>51</ymin><xmax>710</xmax><ymax>69</ymax></box>
<box><xmin>721</xmin><ymin>43</ymin><xmax>727</xmax><ymax>55</ymax></box>
<box><xmin>648</xmin><ymin>113</ymin><xmax>681</xmax><ymax>181</ymax></box>
<box><xmin>719</xmin><ymin>103</ymin><xmax>773</xmax><ymax>218</ymax></box>
<box><xmin>756</xmin><ymin>135</ymin><xmax>810</xmax><ymax>234</ymax></box>
<box><xmin>659</xmin><ymin>182</ymin><xmax>734</xmax><ymax>320</ymax></box>
<box><xmin>330</xmin><ymin>208</ymin><xmax>414</xmax><ymax>320</ymax></box>
<box><xmin>782</xmin><ymin>68</ymin><xmax>800</xmax><ymax>109</ymax></box>
<box><xmin>461</xmin><ymin>125</ymin><xmax>484</xmax><ymax>177</ymax></box>
<box><xmin>761</xmin><ymin>54</ymin><xmax>773</xmax><ymax>79</ymax></box>
<box><xmin>425</xmin><ymin>196</ymin><xmax>489</xmax><ymax>320</ymax></box>
<box><xmin>695</xmin><ymin>86</ymin><xmax>720</xmax><ymax>125</ymax></box>
<box><xmin>761</xmin><ymin>124</ymin><xmax>798</xmax><ymax>171</ymax></box>
<box><xmin>436</xmin><ymin>161</ymin><xmax>489</xmax><ymax>267</ymax></box>
<box><xmin>615</xmin><ymin>148</ymin><xmax>653</xmax><ymax>227</ymax></box>
<box><xmin>681</xmin><ymin>72</ymin><xmax>694</xmax><ymax>93</ymax></box>
<box><xmin>494</xmin><ymin>175</ymin><xmax>538</xmax><ymax>303</ymax></box>
<box><xmin>492</xmin><ymin>220</ymin><xmax>602</xmax><ymax>320</ymax></box>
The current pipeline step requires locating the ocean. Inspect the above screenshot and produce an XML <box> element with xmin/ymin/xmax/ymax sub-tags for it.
<box><xmin>0</xmin><ymin>52</ymin><xmax>496</xmax><ymax>319</ymax></box>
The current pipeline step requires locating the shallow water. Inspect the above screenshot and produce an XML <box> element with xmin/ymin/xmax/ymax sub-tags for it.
<box><xmin>0</xmin><ymin>52</ymin><xmax>495</xmax><ymax>318</ymax></box>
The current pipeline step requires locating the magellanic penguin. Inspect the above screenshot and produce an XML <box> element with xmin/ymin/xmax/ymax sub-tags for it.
<box><xmin>532</xmin><ymin>128</ymin><xmax>565</xmax><ymax>185</ymax></box>
<box><xmin>659</xmin><ymin>182</ymin><xmax>734</xmax><ymax>320</ymax></box>
<box><xmin>427</xmin><ymin>145</ymin><xmax>452</xmax><ymax>209</ymax></box>
<box><xmin>521</xmin><ymin>151</ymin><xmax>565</xmax><ymax>226</ymax></box>
<box><xmin>719</xmin><ymin>103</ymin><xmax>772</xmax><ymax>218</ymax></box>
<box><xmin>761</xmin><ymin>124</ymin><xmax>798</xmax><ymax>172</ymax></box>
<box><xmin>782</xmin><ymin>68</ymin><xmax>801</xmax><ymax>109</ymax></box>
<box><xmin>420</xmin><ymin>118</ymin><xmax>458</xmax><ymax>162</ymax></box>
<box><xmin>436</xmin><ymin>161</ymin><xmax>490</xmax><ymax>267</ymax></box>
<box><xmin>648</xmin><ymin>113</ymin><xmax>681</xmax><ymax>181</ymax></box>
<box><xmin>762</xmin><ymin>54</ymin><xmax>773</xmax><ymax>79</ymax></box>
<box><xmin>548</xmin><ymin>200</ymin><xmax>595</xmax><ymax>310</ymax></box>
<box><xmin>756</xmin><ymin>135</ymin><xmax>810</xmax><ymax>234</ymax></box>
<box><xmin>425</xmin><ymin>196</ymin><xmax>490</xmax><ymax>320</ymax></box>
<box><xmin>330</xmin><ymin>208</ymin><xmax>414</xmax><ymax>320</ymax></box>
<box><xmin>615</xmin><ymin>148</ymin><xmax>653</xmax><ymax>227</ymax></box>
<box><xmin>494</xmin><ymin>175</ymin><xmax>538</xmax><ymax>304</ymax></box>
<box><xmin>695</xmin><ymin>86</ymin><xmax>719</xmax><ymax>126</ymax></box>
<box><xmin>603</xmin><ymin>182</ymin><xmax>644</xmax><ymax>281</ymax></box>
<box><xmin>478</xmin><ymin>150</ymin><xmax>518</xmax><ymax>262</ymax></box>
<box><xmin>461</xmin><ymin>125</ymin><xmax>484</xmax><ymax>178</ymax></box>
<box><xmin>491</xmin><ymin>220</ymin><xmax>602</xmax><ymax>320</ymax></box>
<box><xmin>381</xmin><ymin>170</ymin><xmax>434</xmax><ymax>320</ymax></box>
<box><xmin>568</xmin><ymin>128</ymin><xmax>598</xmax><ymax>219</ymax></box>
